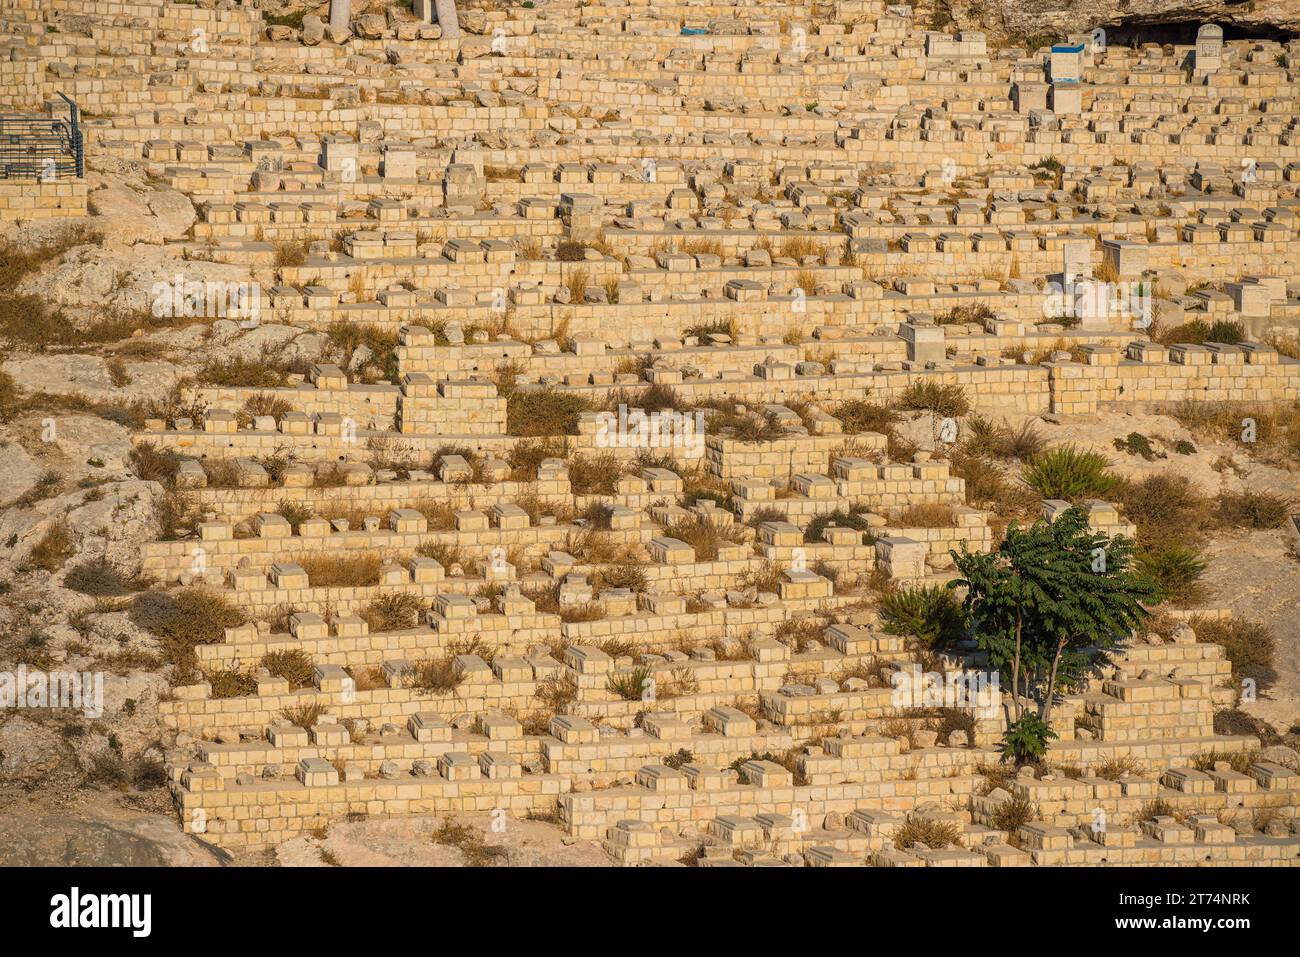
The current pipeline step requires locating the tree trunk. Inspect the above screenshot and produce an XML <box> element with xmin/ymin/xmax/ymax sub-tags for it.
<box><xmin>1040</xmin><ymin>637</ymin><xmax>1066</xmax><ymax>724</ymax></box>
<box><xmin>435</xmin><ymin>0</ymin><xmax>461</xmax><ymax>39</ymax></box>
<box><xmin>1010</xmin><ymin>611</ymin><xmax>1023</xmax><ymax>722</ymax></box>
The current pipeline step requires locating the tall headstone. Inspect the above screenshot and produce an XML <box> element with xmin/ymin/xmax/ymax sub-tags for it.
<box><xmin>1048</xmin><ymin>43</ymin><xmax>1083</xmax><ymax>83</ymax></box>
<box><xmin>329</xmin><ymin>0</ymin><xmax>350</xmax><ymax>36</ymax></box>
<box><xmin>1194</xmin><ymin>23</ymin><xmax>1223</xmax><ymax>76</ymax></box>
<box><xmin>435</xmin><ymin>0</ymin><xmax>461</xmax><ymax>40</ymax></box>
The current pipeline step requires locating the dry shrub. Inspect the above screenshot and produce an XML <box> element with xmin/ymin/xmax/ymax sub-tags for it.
<box><xmin>664</xmin><ymin>514</ymin><xmax>746</xmax><ymax>562</ymax></box>
<box><xmin>206</xmin><ymin>668</ymin><xmax>257</xmax><ymax>698</ymax></box>
<box><xmin>897</xmin><ymin>381</ymin><xmax>970</xmax><ymax>416</ymax></box>
<box><xmin>361</xmin><ymin>592</ymin><xmax>425</xmax><ymax>631</ymax></box>
<box><xmin>738</xmin><ymin>559</ymin><xmax>784</xmax><ymax>593</ymax></box>
<box><xmin>129</xmin><ymin>443</ymin><xmax>182</xmax><ymax>484</ymax></box>
<box><xmin>26</xmin><ymin>523</ymin><xmax>74</xmax><ymax>572</ymax></box>
<box><xmin>893</xmin><ymin>503</ymin><xmax>955</xmax><ymax>527</ymax></box>
<box><xmin>413</xmin><ymin>498</ymin><xmax>458</xmax><ymax>530</ymax></box>
<box><xmin>1112</xmin><ymin>474</ymin><xmax>1211</xmax><ymax>550</ymax></box>
<box><xmin>236</xmin><ymin>392</ymin><xmax>293</xmax><ymax>429</ymax></box>
<box><xmin>1190</xmin><ymin>615</ymin><xmax>1277</xmax><ymax>688</ymax></box>
<box><xmin>988</xmin><ymin>795</ymin><xmax>1039</xmax><ymax>832</ymax></box>
<box><xmin>433</xmin><ymin>818</ymin><xmax>506</xmax><ymax>867</ymax></box>
<box><xmin>261</xmin><ymin>649</ymin><xmax>316</xmax><ymax>688</ymax></box>
<box><xmin>893</xmin><ymin>814</ymin><xmax>963</xmax><ymax>849</ymax></box>
<box><xmin>1093</xmin><ymin>755</ymin><xmax>1140</xmax><ymax>780</ymax></box>
<box><xmin>402</xmin><ymin>658</ymin><xmax>461</xmax><ymax>695</ymax></box>
<box><xmin>155</xmin><ymin>491</ymin><xmax>200</xmax><ymax>541</ymax></box>
<box><xmin>198</xmin><ymin>356</ymin><xmax>293</xmax><ymax>388</ymax></box>
<box><xmin>568</xmin><ymin>451</ymin><xmax>622</xmax><ymax>495</ymax></box>
<box><xmin>1214</xmin><ymin>489</ymin><xmax>1292</xmax><ymax>530</ymax></box>
<box><xmin>565</xmin><ymin>267</ymin><xmax>590</xmax><ymax>304</ymax></box>
<box><xmin>298</xmin><ymin>553</ymin><xmax>382</xmax><ymax>587</ymax></box>
<box><xmin>962</xmin><ymin>415</ymin><xmax>1046</xmax><ymax>460</ymax></box>
<box><xmin>64</xmin><ymin>560</ymin><xmax>145</xmax><ymax>597</ymax></box>
<box><xmin>131</xmin><ymin>589</ymin><xmax>248</xmax><ymax>683</ymax></box>
<box><xmin>280</xmin><ymin>702</ymin><xmax>327</xmax><ymax>728</ymax></box>
<box><xmin>506</xmin><ymin>388</ymin><xmax>592</xmax><ymax>436</ymax></box>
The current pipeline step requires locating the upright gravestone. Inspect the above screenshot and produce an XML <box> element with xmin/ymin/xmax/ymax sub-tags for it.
<box><xmin>1194</xmin><ymin>23</ymin><xmax>1223</xmax><ymax>76</ymax></box>
<box><xmin>435</xmin><ymin>0</ymin><xmax>461</xmax><ymax>39</ymax></box>
<box><xmin>329</xmin><ymin>0</ymin><xmax>350</xmax><ymax>37</ymax></box>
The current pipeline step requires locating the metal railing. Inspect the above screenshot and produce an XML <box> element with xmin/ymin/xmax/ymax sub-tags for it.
<box><xmin>0</xmin><ymin>93</ymin><xmax>84</xmax><ymax>180</ymax></box>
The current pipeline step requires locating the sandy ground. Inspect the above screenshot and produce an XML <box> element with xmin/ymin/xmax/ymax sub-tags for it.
<box><xmin>266</xmin><ymin>813</ymin><xmax>612</xmax><ymax>867</ymax></box>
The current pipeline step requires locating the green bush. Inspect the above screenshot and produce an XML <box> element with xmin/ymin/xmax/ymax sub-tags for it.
<box><xmin>1113</xmin><ymin>474</ymin><xmax>1210</xmax><ymax>550</ymax></box>
<box><xmin>1000</xmin><ymin>713</ymin><xmax>1057</xmax><ymax>765</ymax></box>
<box><xmin>607</xmin><ymin>666</ymin><xmax>651</xmax><ymax>701</ymax></box>
<box><xmin>804</xmin><ymin>507</ymin><xmax>875</xmax><ymax>543</ymax></box>
<box><xmin>896</xmin><ymin>381</ymin><xmax>970</xmax><ymax>416</ymax></box>
<box><xmin>1113</xmin><ymin>432</ymin><xmax>1161</xmax><ymax>461</ymax></box>
<box><xmin>1021</xmin><ymin>445</ymin><xmax>1117</xmax><ymax>501</ymax></box>
<box><xmin>878</xmin><ymin>584</ymin><xmax>968</xmax><ymax>651</ymax></box>
<box><xmin>1136</xmin><ymin>544</ymin><xmax>1208</xmax><ymax>605</ymax></box>
<box><xmin>1207</xmin><ymin>319</ymin><xmax>1245</xmax><ymax>344</ymax></box>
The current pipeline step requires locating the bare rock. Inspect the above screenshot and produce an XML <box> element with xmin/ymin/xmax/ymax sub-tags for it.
<box><xmin>354</xmin><ymin>13</ymin><xmax>386</xmax><ymax>38</ymax></box>
<box><xmin>301</xmin><ymin>14</ymin><xmax>325</xmax><ymax>45</ymax></box>
<box><xmin>0</xmin><ymin>801</ymin><xmax>226</xmax><ymax>866</ymax></box>
<box><xmin>0</xmin><ymin>441</ymin><xmax>46</xmax><ymax>507</ymax></box>
<box><xmin>0</xmin><ymin>717</ymin><xmax>78</xmax><ymax>786</ymax></box>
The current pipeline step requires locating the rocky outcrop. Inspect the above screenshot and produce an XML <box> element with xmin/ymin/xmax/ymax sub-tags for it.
<box><xmin>18</xmin><ymin>242</ymin><xmax>255</xmax><ymax>323</ymax></box>
<box><xmin>966</xmin><ymin>1</ymin><xmax>1300</xmax><ymax>39</ymax></box>
<box><xmin>0</xmin><ymin>800</ymin><xmax>227</xmax><ymax>866</ymax></box>
<box><xmin>1</xmin><ymin>353</ymin><xmax>186</xmax><ymax>406</ymax></box>
<box><xmin>86</xmin><ymin>174</ymin><xmax>195</xmax><ymax>246</ymax></box>
<box><xmin>0</xmin><ymin>717</ymin><xmax>77</xmax><ymax>787</ymax></box>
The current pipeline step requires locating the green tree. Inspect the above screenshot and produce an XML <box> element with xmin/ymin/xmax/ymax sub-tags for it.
<box><xmin>950</xmin><ymin>507</ymin><xmax>1158</xmax><ymax>736</ymax></box>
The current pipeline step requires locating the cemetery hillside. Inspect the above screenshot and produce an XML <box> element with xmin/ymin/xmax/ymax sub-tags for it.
<box><xmin>0</xmin><ymin>0</ymin><xmax>1298</xmax><ymax>871</ymax></box>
